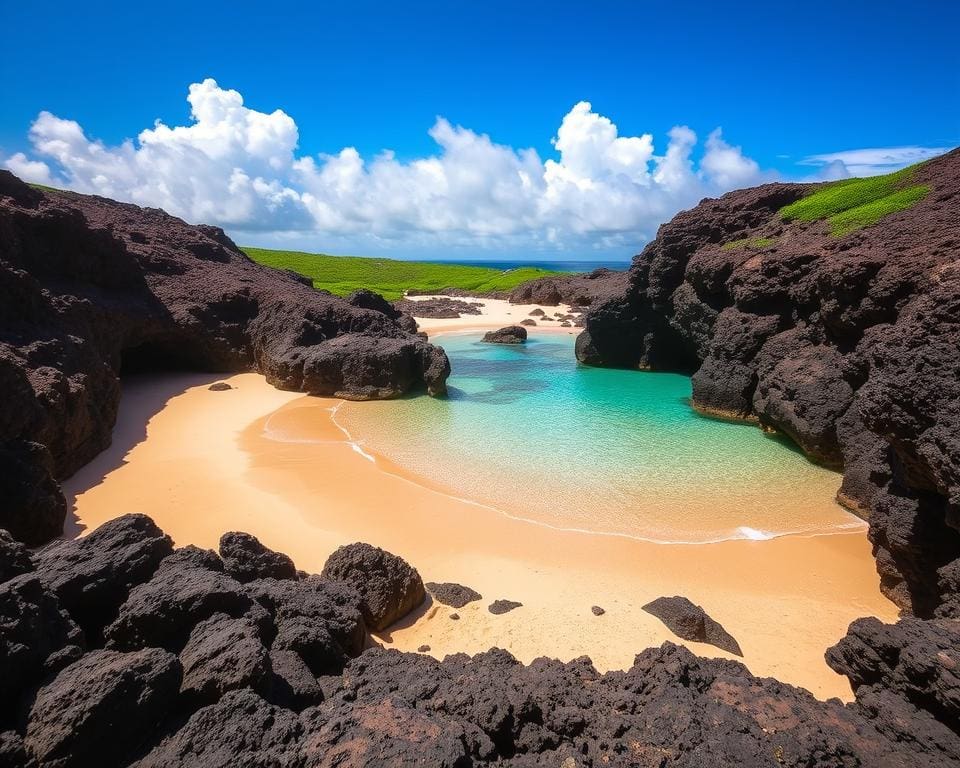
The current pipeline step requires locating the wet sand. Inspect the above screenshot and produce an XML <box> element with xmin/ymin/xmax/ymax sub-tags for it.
<box><xmin>64</xmin><ymin>360</ymin><xmax>898</xmax><ymax>701</ymax></box>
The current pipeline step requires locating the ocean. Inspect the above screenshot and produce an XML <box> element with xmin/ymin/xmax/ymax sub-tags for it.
<box><xmin>415</xmin><ymin>258</ymin><xmax>632</xmax><ymax>273</ymax></box>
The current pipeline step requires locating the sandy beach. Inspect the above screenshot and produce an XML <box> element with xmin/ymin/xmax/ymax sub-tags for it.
<box><xmin>63</xmin><ymin>303</ymin><xmax>899</xmax><ymax>702</ymax></box>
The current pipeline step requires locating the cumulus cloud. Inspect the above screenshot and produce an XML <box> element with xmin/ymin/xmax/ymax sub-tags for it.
<box><xmin>799</xmin><ymin>145</ymin><xmax>950</xmax><ymax>178</ymax></box>
<box><xmin>4</xmin><ymin>79</ymin><xmax>771</xmax><ymax>252</ymax></box>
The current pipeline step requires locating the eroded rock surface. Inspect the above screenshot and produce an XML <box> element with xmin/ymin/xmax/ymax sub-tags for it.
<box><xmin>575</xmin><ymin>149</ymin><xmax>960</xmax><ymax>618</ymax></box>
<box><xmin>321</xmin><ymin>542</ymin><xmax>425</xmax><ymax>631</ymax></box>
<box><xmin>218</xmin><ymin>531</ymin><xmax>297</xmax><ymax>583</ymax></box>
<box><xmin>482</xmin><ymin>325</ymin><xmax>528</xmax><ymax>344</ymax></box>
<box><xmin>0</xmin><ymin>172</ymin><xmax>449</xmax><ymax>545</ymax></box>
<box><xmin>426</xmin><ymin>581</ymin><xmax>482</xmax><ymax>609</ymax></box>
<box><xmin>642</xmin><ymin>595</ymin><xmax>743</xmax><ymax>656</ymax></box>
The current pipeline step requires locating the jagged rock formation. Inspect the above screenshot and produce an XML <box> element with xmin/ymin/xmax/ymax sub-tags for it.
<box><xmin>1</xmin><ymin>515</ymin><xmax>957</xmax><ymax>767</ymax></box>
<box><xmin>576</xmin><ymin>149</ymin><xmax>960</xmax><ymax>619</ymax></box>
<box><xmin>393</xmin><ymin>296</ymin><xmax>484</xmax><ymax>318</ymax></box>
<box><xmin>0</xmin><ymin>173</ymin><xmax>450</xmax><ymax>545</ymax></box>
<box><xmin>509</xmin><ymin>267</ymin><xmax>630</xmax><ymax>307</ymax></box>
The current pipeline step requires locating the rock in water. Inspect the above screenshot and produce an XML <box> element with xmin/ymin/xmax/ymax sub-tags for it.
<box><xmin>321</xmin><ymin>543</ymin><xmax>425</xmax><ymax>631</ymax></box>
<box><xmin>642</xmin><ymin>596</ymin><xmax>743</xmax><ymax>656</ymax></box>
<box><xmin>481</xmin><ymin>325</ymin><xmax>528</xmax><ymax>344</ymax></box>
<box><xmin>0</xmin><ymin>172</ymin><xmax>450</xmax><ymax>545</ymax></box>
<box><xmin>24</xmin><ymin>648</ymin><xmax>181</xmax><ymax>768</ymax></box>
<box><xmin>218</xmin><ymin>531</ymin><xmax>297</xmax><ymax>583</ymax></box>
<box><xmin>425</xmin><ymin>581</ymin><xmax>482</xmax><ymax>608</ymax></box>
<box><xmin>488</xmin><ymin>599</ymin><xmax>522</xmax><ymax>615</ymax></box>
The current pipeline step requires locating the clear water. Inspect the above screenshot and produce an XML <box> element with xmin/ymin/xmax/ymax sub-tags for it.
<box><xmin>332</xmin><ymin>333</ymin><xmax>864</xmax><ymax>543</ymax></box>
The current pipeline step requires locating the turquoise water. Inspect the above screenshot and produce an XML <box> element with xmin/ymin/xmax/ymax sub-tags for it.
<box><xmin>335</xmin><ymin>332</ymin><xmax>863</xmax><ymax>543</ymax></box>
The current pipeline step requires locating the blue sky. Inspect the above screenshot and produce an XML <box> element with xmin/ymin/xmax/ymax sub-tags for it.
<box><xmin>2</xmin><ymin>0</ymin><xmax>957</xmax><ymax>260</ymax></box>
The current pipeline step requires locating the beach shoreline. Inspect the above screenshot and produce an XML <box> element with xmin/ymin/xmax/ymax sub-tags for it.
<box><xmin>62</xmin><ymin>304</ymin><xmax>899</xmax><ymax>702</ymax></box>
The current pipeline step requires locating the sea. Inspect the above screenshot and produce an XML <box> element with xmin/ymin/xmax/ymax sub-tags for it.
<box><xmin>416</xmin><ymin>259</ymin><xmax>632</xmax><ymax>273</ymax></box>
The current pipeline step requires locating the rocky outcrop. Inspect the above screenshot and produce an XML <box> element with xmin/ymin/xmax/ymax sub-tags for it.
<box><xmin>2</xmin><ymin>515</ymin><xmax>959</xmax><ymax>766</ymax></box>
<box><xmin>482</xmin><ymin>325</ymin><xmax>528</xmax><ymax>344</ymax></box>
<box><xmin>576</xmin><ymin>149</ymin><xmax>960</xmax><ymax>618</ymax></box>
<box><xmin>642</xmin><ymin>595</ymin><xmax>743</xmax><ymax>656</ymax></box>
<box><xmin>321</xmin><ymin>543</ymin><xmax>425</xmax><ymax>631</ymax></box>
<box><xmin>0</xmin><ymin>529</ymin><xmax>33</xmax><ymax>583</ymax></box>
<box><xmin>217</xmin><ymin>531</ymin><xmax>296</xmax><ymax>583</ymax></box>
<box><xmin>393</xmin><ymin>296</ymin><xmax>484</xmax><ymax>318</ymax></box>
<box><xmin>23</xmin><ymin>648</ymin><xmax>181</xmax><ymax>768</ymax></box>
<box><xmin>509</xmin><ymin>267</ymin><xmax>629</xmax><ymax>307</ymax></box>
<box><xmin>0</xmin><ymin>172</ymin><xmax>450</xmax><ymax>545</ymax></box>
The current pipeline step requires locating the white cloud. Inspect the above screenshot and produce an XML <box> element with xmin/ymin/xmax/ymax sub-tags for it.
<box><xmin>4</xmin><ymin>79</ymin><xmax>772</xmax><ymax>252</ymax></box>
<box><xmin>798</xmin><ymin>145</ymin><xmax>949</xmax><ymax>178</ymax></box>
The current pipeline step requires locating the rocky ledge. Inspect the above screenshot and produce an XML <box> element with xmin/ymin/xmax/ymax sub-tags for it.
<box><xmin>0</xmin><ymin>173</ymin><xmax>450</xmax><ymax>545</ymax></box>
<box><xmin>575</xmin><ymin>149</ymin><xmax>960</xmax><ymax>620</ymax></box>
<box><xmin>1</xmin><ymin>514</ymin><xmax>957</xmax><ymax>767</ymax></box>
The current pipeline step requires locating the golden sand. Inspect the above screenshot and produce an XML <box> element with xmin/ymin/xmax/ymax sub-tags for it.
<box><xmin>63</xmin><ymin>353</ymin><xmax>898</xmax><ymax>701</ymax></box>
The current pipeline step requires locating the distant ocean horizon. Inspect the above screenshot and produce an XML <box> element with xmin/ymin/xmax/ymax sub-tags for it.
<box><xmin>414</xmin><ymin>258</ymin><xmax>633</xmax><ymax>273</ymax></box>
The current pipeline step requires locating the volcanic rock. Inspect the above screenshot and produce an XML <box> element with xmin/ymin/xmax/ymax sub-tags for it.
<box><xmin>482</xmin><ymin>325</ymin><xmax>528</xmax><ymax>344</ymax></box>
<box><xmin>520</xmin><ymin>318</ymin><xmax>536</xmax><ymax>326</ymax></box>
<box><xmin>0</xmin><ymin>575</ymin><xmax>84</xmax><ymax>719</ymax></box>
<box><xmin>320</xmin><ymin>543</ymin><xmax>425</xmax><ymax>631</ymax></box>
<box><xmin>425</xmin><ymin>581</ymin><xmax>482</xmax><ymax>608</ymax></box>
<box><xmin>642</xmin><ymin>596</ymin><xmax>743</xmax><ymax>656</ymax></box>
<box><xmin>32</xmin><ymin>514</ymin><xmax>172</xmax><ymax>639</ymax></box>
<box><xmin>207</xmin><ymin>382</ymin><xmax>232</xmax><ymax>391</ymax></box>
<box><xmin>488</xmin><ymin>599</ymin><xmax>522</xmax><ymax>615</ymax></box>
<box><xmin>0</xmin><ymin>172</ymin><xmax>450</xmax><ymax>545</ymax></box>
<box><xmin>393</xmin><ymin>296</ymin><xmax>483</xmax><ymax>318</ymax></box>
<box><xmin>178</xmin><ymin>613</ymin><xmax>271</xmax><ymax>704</ymax></box>
<box><xmin>246</xmin><ymin>576</ymin><xmax>366</xmax><ymax>675</ymax></box>
<box><xmin>218</xmin><ymin>531</ymin><xmax>296</xmax><ymax>583</ymax></box>
<box><xmin>591</xmin><ymin>605</ymin><xmax>605</xmax><ymax>616</ymax></box>
<box><xmin>529</xmin><ymin>308</ymin><xmax>546</xmax><ymax>316</ymax></box>
<box><xmin>0</xmin><ymin>529</ymin><xmax>33</xmax><ymax>583</ymax></box>
<box><xmin>133</xmin><ymin>689</ymin><xmax>302</xmax><ymax>768</ymax></box>
<box><xmin>575</xmin><ymin>149</ymin><xmax>960</xmax><ymax>617</ymax></box>
<box><xmin>23</xmin><ymin>648</ymin><xmax>180</xmax><ymax>768</ymax></box>
<box><xmin>266</xmin><ymin>649</ymin><xmax>323</xmax><ymax>711</ymax></box>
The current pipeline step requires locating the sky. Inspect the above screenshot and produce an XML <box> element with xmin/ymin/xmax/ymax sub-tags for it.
<box><xmin>1</xmin><ymin>0</ymin><xmax>957</xmax><ymax>261</ymax></box>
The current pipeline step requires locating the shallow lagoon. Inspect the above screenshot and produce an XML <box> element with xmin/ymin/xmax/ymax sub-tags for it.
<box><xmin>332</xmin><ymin>332</ymin><xmax>862</xmax><ymax>543</ymax></box>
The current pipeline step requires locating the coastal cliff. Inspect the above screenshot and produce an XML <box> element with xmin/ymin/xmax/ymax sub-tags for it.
<box><xmin>0</xmin><ymin>172</ymin><xmax>449</xmax><ymax>544</ymax></box>
<box><xmin>574</xmin><ymin>149</ymin><xmax>960</xmax><ymax>620</ymax></box>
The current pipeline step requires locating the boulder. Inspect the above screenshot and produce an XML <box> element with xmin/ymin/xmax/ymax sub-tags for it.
<box><xmin>218</xmin><ymin>531</ymin><xmax>297</xmax><ymax>583</ymax></box>
<box><xmin>33</xmin><ymin>514</ymin><xmax>173</xmax><ymax>639</ymax></box>
<box><xmin>0</xmin><ymin>575</ymin><xmax>84</xmax><ymax>716</ymax></box>
<box><xmin>642</xmin><ymin>596</ymin><xmax>742</xmax><ymax>656</ymax></box>
<box><xmin>321</xmin><ymin>543</ymin><xmax>425</xmax><ymax>631</ymax></box>
<box><xmin>178</xmin><ymin>613</ymin><xmax>271</xmax><ymax>704</ymax></box>
<box><xmin>133</xmin><ymin>689</ymin><xmax>303</xmax><ymax>768</ymax></box>
<box><xmin>425</xmin><ymin>581</ymin><xmax>482</xmax><ymax>609</ymax></box>
<box><xmin>24</xmin><ymin>648</ymin><xmax>181</xmax><ymax>768</ymax></box>
<box><xmin>529</xmin><ymin>308</ymin><xmax>546</xmax><ymax>316</ymax></box>
<box><xmin>481</xmin><ymin>325</ymin><xmax>528</xmax><ymax>344</ymax></box>
<box><xmin>520</xmin><ymin>318</ymin><xmax>537</xmax><ymax>326</ymax></box>
<box><xmin>266</xmin><ymin>649</ymin><xmax>324</xmax><ymax>711</ymax></box>
<box><xmin>207</xmin><ymin>382</ymin><xmax>232</xmax><ymax>391</ymax></box>
<box><xmin>247</xmin><ymin>576</ymin><xmax>366</xmax><ymax>675</ymax></box>
<box><xmin>104</xmin><ymin>554</ymin><xmax>254</xmax><ymax>652</ymax></box>
<box><xmin>0</xmin><ymin>528</ymin><xmax>33</xmax><ymax>583</ymax></box>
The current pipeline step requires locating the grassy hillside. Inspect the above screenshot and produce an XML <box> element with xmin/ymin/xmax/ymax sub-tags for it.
<box><xmin>780</xmin><ymin>164</ymin><xmax>930</xmax><ymax>236</ymax></box>
<box><xmin>242</xmin><ymin>248</ymin><xmax>565</xmax><ymax>300</ymax></box>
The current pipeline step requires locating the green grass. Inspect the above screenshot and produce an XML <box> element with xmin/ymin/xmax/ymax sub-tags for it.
<box><xmin>242</xmin><ymin>247</ymin><xmax>567</xmax><ymax>300</ymax></box>
<box><xmin>721</xmin><ymin>236</ymin><xmax>776</xmax><ymax>251</ymax></box>
<box><xmin>779</xmin><ymin>164</ymin><xmax>929</xmax><ymax>235</ymax></box>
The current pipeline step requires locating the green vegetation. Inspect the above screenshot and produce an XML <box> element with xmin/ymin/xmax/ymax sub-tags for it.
<box><xmin>720</xmin><ymin>236</ymin><xmax>776</xmax><ymax>251</ymax></box>
<box><xmin>779</xmin><ymin>164</ymin><xmax>929</xmax><ymax>235</ymax></box>
<box><xmin>242</xmin><ymin>247</ymin><xmax>566</xmax><ymax>300</ymax></box>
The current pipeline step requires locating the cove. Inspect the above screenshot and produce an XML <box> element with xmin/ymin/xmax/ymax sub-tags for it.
<box><xmin>326</xmin><ymin>332</ymin><xmax>863</xmax><ymax>544</ymax></box>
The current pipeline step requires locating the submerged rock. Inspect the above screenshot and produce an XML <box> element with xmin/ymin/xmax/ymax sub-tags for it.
<box><xmin>482</xmin><ymin>325</ymin><xmax>528</xmax><ymax>344</ymax></box>
<box><xmin>425</xmin><ymin>581</ymin><xmax>482</xmax><ymax>609</ymax></box>
<box><xmin>321</xmin><ymin>543</ymin><xmax>425</xmax><ymax>631</ymax></box>
<box><xmin>642</xmin><ymin>595</ymin><xmax>743</xmax><ymax>656</ymax></box>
